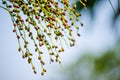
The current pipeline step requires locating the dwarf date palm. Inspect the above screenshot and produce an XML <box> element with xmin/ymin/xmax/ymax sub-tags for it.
<box><xmin>0</xmin><ymin>0</ymin><xmax>87</xmax><ymax>75</ymax></box>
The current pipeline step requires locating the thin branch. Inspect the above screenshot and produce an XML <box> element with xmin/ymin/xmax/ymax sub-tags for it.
<box><xmin>108</xmin><ymin>0</ymin><xmax>116</xmax><ymax>15</ymax></box>
<box><xmin>118</xmin><ymin>0</ymin><xmax>120</xmax><ymax>10</ymax></box>
<box><xmin>0</xmin><ymin>5</ymin><xmax>8</xmax><ymax>11</ymax></box>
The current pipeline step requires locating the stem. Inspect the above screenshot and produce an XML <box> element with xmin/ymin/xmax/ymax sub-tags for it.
<box><xmin>0</xmin><ymin>5</ymin><xmax>8</xmax><ymax>11</ymax></box>
<box><xmin>118</xmin><ymin>0</ymin><xmax>120</xmax><ymax>10</ymax></box>
<box><xmin>108</xmin><ymin>0</ymin><xmax>116</xmax><ymax>15</ymax></box>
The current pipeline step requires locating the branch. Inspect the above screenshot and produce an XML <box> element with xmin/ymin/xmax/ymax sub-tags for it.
<box><xmin>0</xmin><ymin>5</ymin><xmax>8</xmax><ymax>11</ymax></box>
<box><xmin>118</xmin><ymin>0</ymin><xmax>120</xmax><ymax>10</ymax></box>
<box><xmin>108</xmin><ymin>0</ymin><xmax>116</xmax><ymax>15</ymax></box>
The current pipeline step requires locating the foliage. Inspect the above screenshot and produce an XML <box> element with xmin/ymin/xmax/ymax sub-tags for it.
<box><xmin>0</xmin><ymin>0</ymin><xmax>87</xmax><ymax>75</ymax></box>
<box><xmin>64</xmin><ymin>43</ymin><xmax>120</xmax><ymax>80</ymax></box>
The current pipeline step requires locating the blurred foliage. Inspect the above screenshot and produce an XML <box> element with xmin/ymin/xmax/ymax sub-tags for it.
<box><xmin>75</xmin><ymin>0</ymin><xmax>101</xmax><ymax>18</ymax></box>
<box><xmin>75</xmin><ymin>0</ymin><xmax>120</xmax><ymax>29</ymax></box>
<box><xmin>94</xmin><ymin>50</ymin><xmax>120</xmax><ymax>74</ymax></box>
<box><xmin>63</xmin><ymin>40</ymin><xmax>120</xmax><ymax>80</ymax></box>
<box><xmin>75</xmin><ymin>0</ymin><xmax>97</xmax><ymax>11</ymax></box>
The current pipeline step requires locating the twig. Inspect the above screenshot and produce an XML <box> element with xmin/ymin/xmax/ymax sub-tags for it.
<box><xmin>108</xmin><ymin>0</ymin><xmax>116</xmax><ymax>15</ymax></box>
<box><xmin>0</xmin><ymin>5</ymin><xmax>8</xmax><ymax>11</ymax></box>
<box><xmin>118</xmin><ymin>0</ymin><xmax>120</xmax><ymax>10</ymax></box>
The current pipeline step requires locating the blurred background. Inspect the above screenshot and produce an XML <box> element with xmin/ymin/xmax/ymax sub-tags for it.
<box><xmin>0</xmin><ymin>0</ymin><xmax>120</xmax><ymax>80</ymax></box>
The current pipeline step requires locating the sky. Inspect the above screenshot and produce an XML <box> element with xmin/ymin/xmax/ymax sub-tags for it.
<box><xmin>0</xmin><ymin>0</ymin><xmax>119</xmax><ymax>80</ymax></box>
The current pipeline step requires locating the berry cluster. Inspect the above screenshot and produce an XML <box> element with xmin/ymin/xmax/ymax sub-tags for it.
<box><xmin>1</xmin><ymin>0</ymin><xmax>87</xmax><ymax>75</ymax></box>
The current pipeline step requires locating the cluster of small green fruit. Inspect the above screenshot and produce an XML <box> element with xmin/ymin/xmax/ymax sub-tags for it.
<box><xmin>1</xmin><ymin>0</ymin><xmax>86</xmax><ymax>75</ymax></box>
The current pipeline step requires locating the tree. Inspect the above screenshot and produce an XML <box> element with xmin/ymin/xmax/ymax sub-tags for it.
<box><xmin>0</xmin><ymin>0</ymin><xmax>87</xmax><ymax>75</ymax></box>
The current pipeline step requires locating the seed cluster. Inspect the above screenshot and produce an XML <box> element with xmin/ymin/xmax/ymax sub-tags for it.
<box><xmin>2</xmin><ymin>0</ymin><xmax>87</xmax><ymax>75</ymax></box>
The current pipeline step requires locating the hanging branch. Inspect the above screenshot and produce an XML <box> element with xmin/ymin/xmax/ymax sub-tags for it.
<box><xmin>0</xmin><ymin>0</ymin><xmax>86</xmax><ymax>76</ymax></box>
